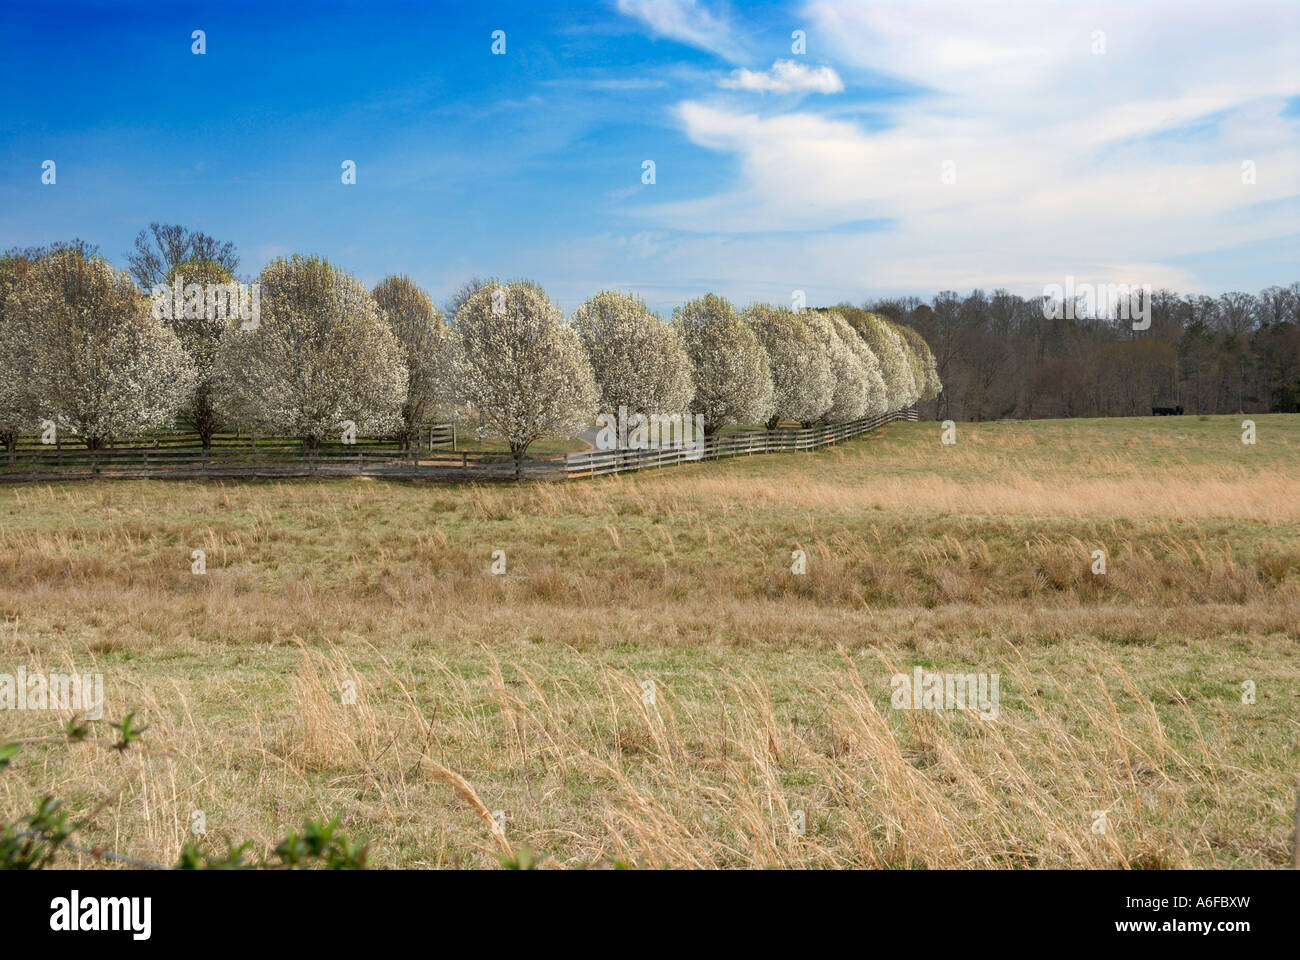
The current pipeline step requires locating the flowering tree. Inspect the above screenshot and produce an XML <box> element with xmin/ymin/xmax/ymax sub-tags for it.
<box><xmin>211</xmin><ymin>256</ymin><xmax>406</xmax><ymax>449</ymax></box>
<box><xmin>0</xmin><ymin>253</ymin><xmax>36</xmax><ymax>451</ymax></box>
<box><xmin>744</xmin><ymin>304</ymin><xmax>834</xmax><ymax>427</ymax></box>
<box><xmin>830</xmin><ymin>310</ymin><xmax>889</xmax><ymax>417</ymax></box>
<box><xmin>896</xmin><ymin>325</ymin><xmax>943</xmax><ymax>403</ymax></box>
<box><xmin>802</xmin><ymin>311</ymin><xmax>872</xmax><ymax>422</ymax></box>
<box><xmin>571</xmin><ymin>291</ymin><xmax>693</xmax><ymax>418</ymax></box>
<box><xmin>5</xmin><ymin>250</ymin><xmax>195</xmax><ymax>449</ymax></box>
<box><xmin>373</xmin><ymin>275</ymin><xmax>453</xmax><ymax>449</ymax></box>
<box><xmin>853</xmin><ymin>311</ymin><xmax>919</xmax><ymax>411</ymax></box>
<box><xmin>156</xmin><ymin>258</ymin><xmax>244</xmax><ymax>448</ymax></box>
<box><xmin>673</xmin><ymin>294</ymin><xmax>773</xmax><ymax>435</ymax></box>
<box><xmin>450</xmin><ymin>280</ymin><xmax>597</xmax><ymax>474</ymax></box>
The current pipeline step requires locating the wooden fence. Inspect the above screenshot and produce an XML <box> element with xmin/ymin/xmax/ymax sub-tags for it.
<box><xmin>0</xmin><ymin>408</ymin><xmax>917</xmax><ymax>485</ymax></box>
<box><xmin>563</xmin><ymin>407</ymin><xmax>917</xmax><ymax>478</ymax></box>
<box><xmin>0</xmin><ymin>446</ymin><xmax>557</xmax><ymax>483</ymax></box>
<box><xmin>428</xmin><ymin>422</ymin><xmax>457</xmax><ymax>448</ymax></box>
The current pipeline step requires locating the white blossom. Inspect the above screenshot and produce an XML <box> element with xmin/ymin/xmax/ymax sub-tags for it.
<box><xmin>158</xmin><ymin>258</ymin><xmax>243</xmax><ymax>447</ymax></box>
<box><xmin>896</xmin><ymin>325</ymin><xmax>943</xmax><ymax>402</ymax></box>
<box><xmin>743</xmin><ymin>303</ymin><xmax>834</xmax><ymax>426</ymax></box>
<box><xmin>211</xmin><ymin>256</ymin><xmax>407</xmax><ymax>448</ymax></box>
<box><xmin>450</xmin><ymin>280</ymin><xmax>598</xmax><ymax>462</ymax></box>
<box><xmin>5</xmin><ymin>250</ymin><xmax>195</xmax><ymax>448</ymax></box>
<box><xmin>800</xmin><ymin>311</ymin><xmax>867</xmax><ymax>421</ymax></box>
<box><xmin>0</xmin><ymin>258</ymin><xmax>34</xmax><ymax>447</ymax></box>
<box><xmin>829</xmin><ymin>310</ymin><xmax>889</xmax><ymax>417</ymax></box>
<box><xmin>572</xmin><ymin>291</ymin><xmax>694</xmax><ymax>418</ymax></box>
<box><xmin>855</xmin><ymin>311</ymin><xmax>919</xmax><ymax>411</ymax></box>
<box><xmin>373</xmin><ymin>275</ymin><xmax>454</xmax><ymax>448</ymax></box>
<box><xmin>673</xmin><ymin>293</ymin><xmax>774</xmax><ymax>434</ymax></box>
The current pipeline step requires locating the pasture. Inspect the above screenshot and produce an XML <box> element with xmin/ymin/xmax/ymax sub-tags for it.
<box><xmin>1</xmin><ymin>414</ymin><xmax>1297</xmax><ymax>868</ymax></box>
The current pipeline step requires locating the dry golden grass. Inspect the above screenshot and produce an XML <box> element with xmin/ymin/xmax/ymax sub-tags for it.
<box><xmin>679</xmin><ymin>471</ymin><xmax>1300</xmax><ymax>522</ymax></box>
<box><xmin>0</xmin><ymin>414</ymin><xmax>1297</xmax><ymax>868</ymax></box>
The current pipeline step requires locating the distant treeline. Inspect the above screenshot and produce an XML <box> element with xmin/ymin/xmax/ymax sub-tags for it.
<box><xmin>838</xmin><ymin>285</ymin><xmax>1300</xmax><ymax>420</ymax></box>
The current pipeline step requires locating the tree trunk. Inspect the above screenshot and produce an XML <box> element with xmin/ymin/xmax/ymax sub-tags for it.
<box><xmin>195</xmin><ymin>389</ymin><xmax>217</xmax><ymax>449</ymax></box>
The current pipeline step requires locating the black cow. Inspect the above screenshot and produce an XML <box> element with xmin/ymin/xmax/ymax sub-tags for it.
<box><xmin>1152</xmin><ymin>405</ymin><xmax>1184</xmax><ymax>416</ymax></box>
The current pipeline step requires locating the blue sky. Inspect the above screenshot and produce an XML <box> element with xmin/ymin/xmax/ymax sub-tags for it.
<box><xmin>2</xmin><ymin>0</ymin><xmax>1297</xmax><ymax>315</ymax></box>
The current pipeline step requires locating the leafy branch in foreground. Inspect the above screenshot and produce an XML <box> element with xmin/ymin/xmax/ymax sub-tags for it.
<box><xmin>177</xmin><ymin>817</ymin><xmax>368</xmax><ymax>870</ymax></box>
<box><xmin>1</xmin><ymin>716</ymin><xmax>367</xmax><ymax>871</ymax></box>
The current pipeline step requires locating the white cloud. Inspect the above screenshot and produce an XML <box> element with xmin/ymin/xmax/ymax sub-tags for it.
<box><xmin>625</xmin><ymin>0</ymin><xmax>1300</xmax><ymax>296</ymax></box>
<box><xmin>616</xmin><ymin>0</ymin><xmax>744</xmax><ymax>62</ymax></box>
<box><xmin>719</xmin><ymin>59</ymin><xmax>843</xmax><ymax>94</ymax></box>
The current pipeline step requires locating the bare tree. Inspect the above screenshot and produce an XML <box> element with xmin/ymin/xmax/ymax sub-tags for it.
<box><xmin>1216</xmin><ymin>291</ymin><xmax>1257</xmax><ymax>338</ymax></box>
<box><xmin>128</xmin><ymin>223</ymin><xmax>239</xmax><ymax>291</ymax></box>
<box><xmin>443</xmin><ymin>277</ymin><xmax>487</xmax><ymax>324</ymax></box>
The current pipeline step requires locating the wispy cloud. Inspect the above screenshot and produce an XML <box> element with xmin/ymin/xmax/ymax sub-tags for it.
<box><xmin>626</xmin><ymin>0</ymin><xmax>1300</xmax><ymax>296</ymax></box>
<box><xmin>616</xmin><ymin>0</ymin><xmax>744</xmax><ymax>62</ymax></box>
<box><xmin>718</xmin><ymin>59</ymin><xmax>843</xmax><ymax>94</ymax></box>
<box><xmin>543</xmin><ymin>75</ymin><xmax>670</xmax><ymax>92</ymax></box>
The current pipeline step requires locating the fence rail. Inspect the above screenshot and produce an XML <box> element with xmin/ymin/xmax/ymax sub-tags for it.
<box><xmin>428</xmin><ymin>422</ymin><xmax>456</xmax><ymax>447</ymax></box>
<box><xmin>3</xmin><ymin>421</ymin><xmax>460</xmax><ymax>454</ymax></box>
<box><xmin>563</xmin><ymin>407</ymin><xmax>916</xmax><ymax>478</ymax></box>
<box><xmin>0</xmin><ymin>408</ymin><xmax>917</xmax><ymax>484</ymax></box>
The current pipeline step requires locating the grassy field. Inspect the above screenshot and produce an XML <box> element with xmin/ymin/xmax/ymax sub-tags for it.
<box><xmin>1</xmin><ymin>414</ymin><xmax>1297</xmax><ymax>868</ymax></box>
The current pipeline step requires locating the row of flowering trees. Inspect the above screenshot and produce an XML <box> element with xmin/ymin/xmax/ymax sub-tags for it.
<box><xmin>0</xmin><ymin>248</ymin><xmax>940</xmax><ymax>462</ymax></box>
